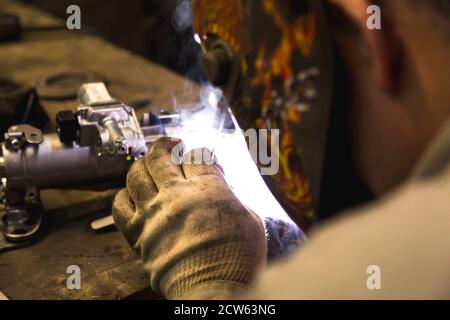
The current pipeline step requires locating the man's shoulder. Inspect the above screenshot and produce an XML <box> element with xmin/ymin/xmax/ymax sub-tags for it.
<box><xmin>251</xmin><ymin>169</ymin><xmax>450</xmax><ymax>299</ymax></box>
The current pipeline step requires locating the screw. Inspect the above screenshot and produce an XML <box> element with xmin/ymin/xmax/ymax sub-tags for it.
<box><xmin>11</xmin><ymin>138</ymin><xmax>21</xmax><ymax>150</ymax></box>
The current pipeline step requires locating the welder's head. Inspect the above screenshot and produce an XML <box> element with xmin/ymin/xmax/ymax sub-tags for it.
<box><xmin>192</xmin><ymin>0</ymin><xmax>450</xmax><ymax>226</ymax></box>
<box><xmin>327</xmin><ymin>0</ymin><xmax>450</xmax><ymax>194</ymax></box>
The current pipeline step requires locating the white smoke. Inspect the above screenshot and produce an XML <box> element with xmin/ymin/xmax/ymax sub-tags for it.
<box><xmin>172</xmin><ymin>0</ymin><xmax>193</xmax><ymax>32</ymax></box>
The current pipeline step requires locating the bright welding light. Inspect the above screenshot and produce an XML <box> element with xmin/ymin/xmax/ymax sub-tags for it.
<box><xmin>194</xmin><ymin>33</ymin><xmax>202</xmax><ymax>45</ymax></box>
<box><xmin>168</xmin><ymin>85</ymin><xmax>296</xmax><ymax>224</ymax></box>
<box><xmin>202</xmin><ymin>85</ymin><xmax>222</xmax><ymax>110</ymax></box>
<box><xmin>208</xmin><ymin>91</ymin><xmax>219</xmax><ymax>108</ymax></box>
<box><xmin>166</xmin><ymin>86</ymin><xmax>224</xmax><ymax>153</ymax></box>
<box><xmin>213</xmin><ymin>124</ymin><xmax>291</xmax><ymax>222</ymax></box>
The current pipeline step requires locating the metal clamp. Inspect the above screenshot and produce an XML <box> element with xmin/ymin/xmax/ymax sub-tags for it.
<box><xmin>4</xmin><ymin>124</ymin><xmax>43</xmax><ymax>150</ymax></box>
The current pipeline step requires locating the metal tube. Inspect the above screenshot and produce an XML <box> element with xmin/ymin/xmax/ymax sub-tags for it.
<box><xmin>1</xmin><ymin>133</ymin><xmax>130</xmax><ymax>191</ymax></box>
<box><xmin>102</xmin><ymin>117</ymin><xmax>127</xmax><ymax>153</ymax></box>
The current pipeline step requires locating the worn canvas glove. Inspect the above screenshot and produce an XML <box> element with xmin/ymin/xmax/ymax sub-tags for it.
<box><xmin>113</xmin><ymin>137</ymin><xmax>267</xmax><ymax>299</ymax></box>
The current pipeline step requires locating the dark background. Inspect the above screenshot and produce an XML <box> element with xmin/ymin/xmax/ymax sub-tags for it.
<box><xmin>18</xmin><ymin>0</ymin><xmax>192</xmax><ymax>76</ymax></box>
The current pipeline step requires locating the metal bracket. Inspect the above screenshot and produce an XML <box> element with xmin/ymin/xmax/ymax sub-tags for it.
<box><xmin>0</xmin><ymin>182</ymin><xmax>43</xmax><ymax>250</ymax></box>
<box><xmin>4</xmin><ymin>124</ymin><xmax>43</xmax><ymax>150</ymax></box>
<box><xmin>0</xmin><ymin>210</ymin><xmax>31</xmax><ymax>252</ymax></box>
<box><xmin>1</xmin><ymin>199</ymin><xmax>43</xmax><ymax>242</ymax></box>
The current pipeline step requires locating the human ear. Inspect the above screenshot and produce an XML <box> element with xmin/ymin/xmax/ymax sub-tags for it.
<box><xmin>328</xmin><ymin>0</ymin><xmax>403</xmax><ymax>95</ymax></box>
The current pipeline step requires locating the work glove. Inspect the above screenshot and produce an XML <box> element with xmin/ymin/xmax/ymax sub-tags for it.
<box><xmin>113</xmin><ymin>137</ymin><xmax>267</xmax><ymax>299</ymax></box>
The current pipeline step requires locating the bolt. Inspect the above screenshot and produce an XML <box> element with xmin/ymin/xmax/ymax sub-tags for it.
<box><xmin>11</xmin><ymin>138</ymin><xmax>21</xmax><ymax>150</ymax></box>
<box><xmin>118</xmin><ymin>145</ymin><xmax>128</xmax><ymax>153</ymax></box>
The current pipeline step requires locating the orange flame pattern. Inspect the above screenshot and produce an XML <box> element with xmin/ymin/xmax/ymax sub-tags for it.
<box><xmin>193</xmin><ymin>0</ymin><xmax>319</xmax><ymax>227</ymax></box>
<box><xmin>192</xmin><ymin>0</ymin><xmax>243</xmax><ymax>52</ymax></box>
<box><xmin>252</xmin><ymin>0</ymin><xmax>317</xmax><ymax>225</ymax></box>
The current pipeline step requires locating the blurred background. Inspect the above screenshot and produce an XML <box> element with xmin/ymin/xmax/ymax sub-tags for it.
<box><xmin>18</xmin><ymin>0</ymin><xmax>196</xmax><ymax>77</ymax></box>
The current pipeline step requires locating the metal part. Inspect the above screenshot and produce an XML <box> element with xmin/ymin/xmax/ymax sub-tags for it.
<box><xmin>4</xmin><ymin>124</ymin><xmax>44</xmax><ymax>150</ymax></box>
<box><xmin>56</xmin><ymin>110</ymin><xmax>79</xmax><ymax>144</ymax></box>
<box><xmin>102</xmin><ymin>117</ymin><xmax>128</xmax><ymax>155</ymax></box>
<box><xmin>78</xmin><ymin>82</ymin><xmax>116</xmax><ymax>106</ymax></box>
<box><xmin>2</xmin><ymin>204</ymin><xmax>42</xmax><ymax>242</ymax></box>
<box><xmin>77</xmin><ymin>104</ymin><xmax>147</xmax><ymax>158</ymax></box>
<box><xmin>0</xmin><ymin>82</ymin><xmax>182</xmax><ymax>248</ymax></box>
<box><xmin>201</xmin><ymin>39</ymin><xmax>235</xmax><ymax>87</ymax></box>
<box><xmin>76</xmin><ymin>83</ymin><xmax>145</xmax><ymax>158</ymax></box>
<box><xmin>90</xmin><ymin>215</ymin><xmax>114</xmax><ymax>232</ymax></box>
<box><xmin>1</xmin><ymin>133</ymin><xmax>131</xmax><ymax>191</ymax></box>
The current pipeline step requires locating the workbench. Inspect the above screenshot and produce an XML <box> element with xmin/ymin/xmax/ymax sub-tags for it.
<box><xmin>0</xmin><ymin>0</ymin><xmax>199</xmax><ymax>299</ymax></box>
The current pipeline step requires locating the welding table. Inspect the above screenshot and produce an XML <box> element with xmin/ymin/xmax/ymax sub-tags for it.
<box><xmin>0</xmin><ymin>0</ymin><xmax>199</xmax><ymax>299</ymax></box>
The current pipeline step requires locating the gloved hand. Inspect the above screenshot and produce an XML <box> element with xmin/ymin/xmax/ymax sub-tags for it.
<box><xmin>113</xmin><ymin>137</ymin><xmax>267</xmax><ymax>299</ymax></box>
